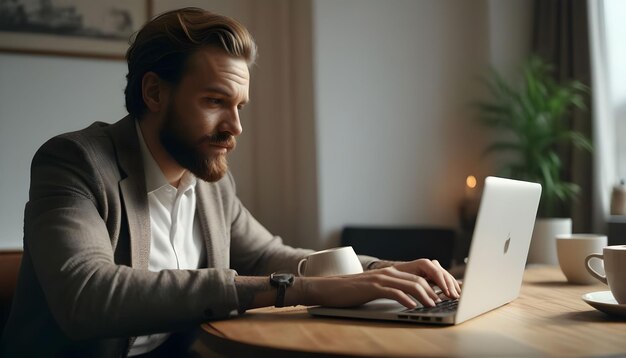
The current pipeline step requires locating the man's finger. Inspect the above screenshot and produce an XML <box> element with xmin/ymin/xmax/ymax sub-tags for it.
<box><xmin>432</xmin><ymin>260</ymin><xmax>459</xmax><ymax>298</ymax></box>
<box><xmin>378</xmin><ymin>287</ymin><xmax>417</xmax><ymax>309</ymax></box>
<box><xmin>414</xmin><ymin>276</ymin><xmax>441</xmax><ymax>302</ymax></box>
<box><xmin>422</xmin><ymin>260</ymin><xmax>451</xmax><ymax>297</ymax></box>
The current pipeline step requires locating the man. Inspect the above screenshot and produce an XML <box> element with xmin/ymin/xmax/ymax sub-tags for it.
<box><xmin>0</xmin><ymin>8</ymin><xmax>460</xmax><ymax>357</ymax></box>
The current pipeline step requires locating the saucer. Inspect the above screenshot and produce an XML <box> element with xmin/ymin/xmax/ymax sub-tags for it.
<box><xmin>581</xmin><ymin>291</ymin><xmax>626</xmax><ymax>318</ymax></box>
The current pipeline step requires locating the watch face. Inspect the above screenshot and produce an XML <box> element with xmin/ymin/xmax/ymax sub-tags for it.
<box><xmin>271</xmin><ymin>273</ymin><xmax>295</xmax><ymax>285</ymax></box>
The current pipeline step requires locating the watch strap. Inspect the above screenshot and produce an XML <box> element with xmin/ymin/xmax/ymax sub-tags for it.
<box><xmin>269</xmin><ymin>273</ymin><xmax>294</xmax><ymax>308</ymax></box>
<box><xmin>275</xmin><ymin>283</ymin><xmax>287</xmax><ymax>308</ymax></box>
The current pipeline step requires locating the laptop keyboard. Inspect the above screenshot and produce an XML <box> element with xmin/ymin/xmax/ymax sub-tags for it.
<box><xmin>404</xmin><ymin>299</ymin><xmax>459</xmax><ymax>314</ymax></box>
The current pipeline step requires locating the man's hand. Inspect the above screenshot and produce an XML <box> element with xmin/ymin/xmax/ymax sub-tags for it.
<box><xmin>392</xmin><ymin>259</ymin><xmax>461</xmax><ymax>300</ymax></box>
<box><xmin>368</xmin><ymin>259</ymin><xmax>461</xmax><ymax>301</ymax></box>
<box><xmin>290</xmin><ymin>260</ymin><xmax>461</xmax><ymax>309</ymax></box>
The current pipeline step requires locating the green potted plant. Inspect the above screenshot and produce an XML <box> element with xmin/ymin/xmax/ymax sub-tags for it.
<box><xmin>475</xmin><ymin>55</ymin><xmax>592</xmax><ymax>264</ymax></box>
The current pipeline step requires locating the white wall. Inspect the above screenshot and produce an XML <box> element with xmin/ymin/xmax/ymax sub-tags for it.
<box><xmin>0</xmin><ymin>53</ymin><xmax>127</xmax><ymax>248</ymax></box>
<box><xmin>488</xmin><ymin>0</ymin><xmax>533</xmax><ymax>80</ymax></box>
<box><xmin>312</xmin><ymin>0</ymin><xmax>532</xmax><ymax>248</ymax></box>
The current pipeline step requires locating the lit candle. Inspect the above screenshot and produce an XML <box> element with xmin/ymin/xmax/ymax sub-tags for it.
<box><xmin>460</xmin><ymin>175</ymin><xmax>480</xmax><ymax>232</ymax></box>
<box><xmin>465</xmin><ymin>175</ymin><xmax>477</xmax><ymax>199</ymax></box>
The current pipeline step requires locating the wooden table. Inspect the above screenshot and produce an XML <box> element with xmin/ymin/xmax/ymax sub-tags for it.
<box><xmin>199</xmin><ymin>266</ymin><xmax>626</xmax><ymax>357</ymax></box>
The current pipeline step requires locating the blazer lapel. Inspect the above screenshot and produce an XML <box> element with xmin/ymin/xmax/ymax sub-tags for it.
<box><xmin>196</xmin><ymin>182</ymin><xmax>227</xmax><ymax>268</ymax></box>
<box><xmin>108</xmin><ymin>116</ymin><xmax>151</xmax><ymax>270</ymax></box>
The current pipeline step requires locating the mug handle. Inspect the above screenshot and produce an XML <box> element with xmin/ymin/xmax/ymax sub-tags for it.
<box><xmin>585</xmin><ymin>253</ymin><xmax>607</xmax><ymax>285</ymax></box>
<box><xmin>297</xmin><ymin>258</ymin><xmax>307</xmax><ymax>276</ymax></box>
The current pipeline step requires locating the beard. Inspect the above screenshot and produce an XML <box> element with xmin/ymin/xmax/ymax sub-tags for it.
<box><xmin>159</xmin><ymin>103</ymin><xmax>236</xmax><ymax>182</ymax></box>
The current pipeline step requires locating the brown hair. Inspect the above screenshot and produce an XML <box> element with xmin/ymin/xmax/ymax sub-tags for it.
<box><xmin>124</xmin><ymin>7</ymin><xmax>257</xmax><ymax>119</ymax></box>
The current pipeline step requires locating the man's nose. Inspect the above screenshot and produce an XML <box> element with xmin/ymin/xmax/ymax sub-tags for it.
<box><xmin>220</xmin><ymin>108</ymin><xmax>243</xmax><ymax>136</ymax></box>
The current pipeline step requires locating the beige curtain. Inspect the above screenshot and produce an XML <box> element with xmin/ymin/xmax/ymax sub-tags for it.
<box><xmin>532</xmin><ymin>0</ymin><xmax>593</xmax><ymax>231</ymax></box>
<box><xmin>587</xmin><ymin>0</ymin><xmax>618</xmax><ymax>233</ymax></box>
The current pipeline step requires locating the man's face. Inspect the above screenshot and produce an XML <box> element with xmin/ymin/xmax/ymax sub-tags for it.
<box><xmin>159</xmin><ymin>47</ymin><xmax>249</xmax><ymax>182</ymax></box>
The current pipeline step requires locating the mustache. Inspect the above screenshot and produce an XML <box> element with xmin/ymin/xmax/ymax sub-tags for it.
<box><xmin>201</xmin><ymin>132</ymin><xmax>236</xmax><ymax>149</ymax></box>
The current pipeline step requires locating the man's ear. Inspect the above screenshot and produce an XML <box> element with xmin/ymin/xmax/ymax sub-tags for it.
<box><xmin>141</xmin><ymin>72</ymin><xmax>167</xmax><ymax>113</ymax></box>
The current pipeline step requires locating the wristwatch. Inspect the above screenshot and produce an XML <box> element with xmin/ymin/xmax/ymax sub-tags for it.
<box><xmin>269</xmin><ymin>273</ymin><xmax>295</xmax><ymax>308</ymax></box>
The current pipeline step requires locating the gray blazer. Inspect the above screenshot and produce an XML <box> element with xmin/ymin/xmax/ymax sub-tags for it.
<box><xmin>0</xmin><ymin>116</ymin><xmax>377</xmax><ymax>356</ymax></box>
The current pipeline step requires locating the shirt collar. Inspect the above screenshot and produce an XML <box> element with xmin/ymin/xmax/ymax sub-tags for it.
<box><xmin>135</xmin><ymin>120</ymin><xmax>197</xmax><ymax>194</ymax></box>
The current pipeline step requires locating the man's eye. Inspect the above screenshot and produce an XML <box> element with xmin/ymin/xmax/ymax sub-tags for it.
<box><xmin>205</xmin><ymin>98</ymin><xmax>221</xmax><ymax>105</ymax></box>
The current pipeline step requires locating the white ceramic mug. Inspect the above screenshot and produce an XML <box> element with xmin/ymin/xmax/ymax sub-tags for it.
<box><xmin>585</xmin><ymin>245</ymin><xmax>626</xmax><ymax>304</ymax></box>
<box><xmin>297</xmin><ymin>246</ymin><xmax>363</xmax><ymax>277</ymax></box>
<box><xmin>556</xmin><ymin>234</ymin><xmax>607</xmax><ymax>284</ymax></box>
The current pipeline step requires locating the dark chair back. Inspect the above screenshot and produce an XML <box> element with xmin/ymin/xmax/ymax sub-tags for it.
<box><xmin>0</xmin><ymin>250</ymin><xmax>22</xmax><ymax>333</ymax></box>
<box><xmin>341</xmin><ymin>227</ymin><xmax>456</xmax><ymax>268</ymax></box>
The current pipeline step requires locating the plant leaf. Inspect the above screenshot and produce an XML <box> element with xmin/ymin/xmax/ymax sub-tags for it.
<box><xmin>474</xmin><ymin>54</ymin><xmax>590</xmax><ymax>215</ymax></box>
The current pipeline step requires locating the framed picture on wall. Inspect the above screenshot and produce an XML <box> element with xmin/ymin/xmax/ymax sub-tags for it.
<box><xmin>0</xmin><ymin>0</ymin><xmax>151</xmax><ymax>60</ymax></box>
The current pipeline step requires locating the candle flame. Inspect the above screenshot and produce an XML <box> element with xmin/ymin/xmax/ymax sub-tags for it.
<box><xmin>466</xmin><ymin>175</ymin><xmax>477</xmax><ymax>189</ymax></box>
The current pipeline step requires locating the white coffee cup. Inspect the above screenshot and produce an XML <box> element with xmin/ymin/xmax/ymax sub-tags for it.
<box><xmin>297</xmin><ymin>246</ymin><xmax>363</xmax><ymax>277</ymax></box>
<box><xmin>556</xmin><ymin>234</ymin><xmax>607</xmax><ymax>284</ymax></box>
<box><xmin>585</xmin><ymin>245</ymin><xmax>626</xmax><ymax>304</ymax></box>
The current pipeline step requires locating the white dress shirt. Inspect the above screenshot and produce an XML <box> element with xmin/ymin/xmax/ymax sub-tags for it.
<box><xmin>128</xmin><ymin>121</ymin><xmax>206</xmax><ymax>356</ymax></box>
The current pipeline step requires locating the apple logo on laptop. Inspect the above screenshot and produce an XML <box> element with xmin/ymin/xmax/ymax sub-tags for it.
<box><xmin>503</xmin><ymin>233</ymin><xmax>511</xmax><ymax>254</ymax></box>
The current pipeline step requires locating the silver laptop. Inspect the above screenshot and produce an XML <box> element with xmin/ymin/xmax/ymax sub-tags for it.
<box><xmin>308</xmin><ymin>176</ymin><xmax>541</xmax><ymax>325</ymax></box>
